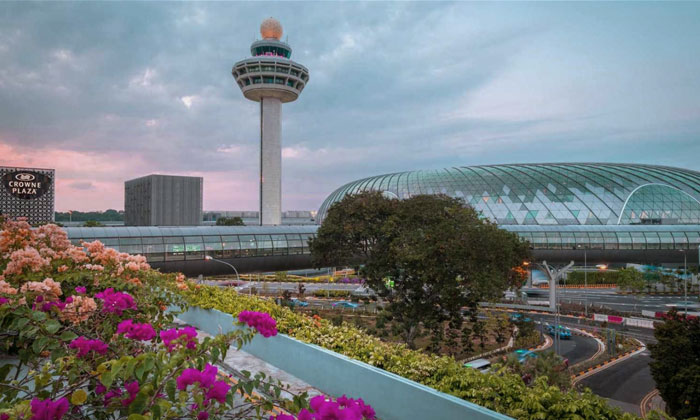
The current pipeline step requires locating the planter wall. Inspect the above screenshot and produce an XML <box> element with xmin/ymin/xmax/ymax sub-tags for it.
<box><xmin>176</xmin><ymin>306</ymin><xmax>511</xmax><ymax>420</ymax></box>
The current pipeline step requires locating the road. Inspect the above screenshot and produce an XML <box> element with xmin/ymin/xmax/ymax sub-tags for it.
<box><xmin>547</xmin><ymin>332</ymin><xmax>599</xmax><ymax>366</ymax></box>
<box><xmin>579</xmin><ymin>350</ymin><xmax>655</xmax><ymax>416</ymax></box>
<box><xmin>525</xmin><ymin>288</ymin><xmax>697</xmax><ymax>314</ymax></box>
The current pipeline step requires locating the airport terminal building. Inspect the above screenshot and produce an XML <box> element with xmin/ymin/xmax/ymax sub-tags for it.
<box><xmin>61</xmin><ymin>163</ymin><xmax>700</xmax><ymax>275</ymax></box>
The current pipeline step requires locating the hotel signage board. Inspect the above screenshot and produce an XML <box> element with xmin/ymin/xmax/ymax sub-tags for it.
<box><xmin>1</xmin><ymin>170</ymin><xmax>53</xmax><ymax>200</ymax></box>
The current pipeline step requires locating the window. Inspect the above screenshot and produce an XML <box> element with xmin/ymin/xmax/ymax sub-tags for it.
<box><xmin>616</xmin><ymin>232</ymin><xmax>632</xmax><ymax>250</ymax></box>
<box><xmin>221</xmin><ymin>236</ymin><xmax>241</xmax><ymax>258</ymax></box>
<box><xmin>255</xmin><ymin>235</ymin><xmax>273</xmax><ymax>256</ymax></box>
<box><xmin>546</xmin><ymin>232</ymin><xmax>561</xmax><ymax>249</ymax></box>
<box><xmin>588</xmin><ymin>232</ymin><xmax>604</xmax><ymax>250</ymax></box>
<box><xmin>658</xmin><ymin>232</ymin><xmax>674</xmax><ymax>249</ymax></box>
<box><xmin>603</xmin><ymin>232</ymin><xmax>618</xmax><ymax>250</ymax></box>
<box><xmin>644</xmin><ymin>232</ymin><xmax>660</xmax><ymax>250</ymax></box>
<box><xmin>630</xmin><ymin>232</ymin><xmax>646</xmax><ymax>250</ymax></box>
<box><xmin>573</xmin><ymin>232</ymin><xmax>589</xmax><ymax>248</ymax></box>
<box><xmin>560</xmin><ymin>232</ymin><xmax>576</xmax><ymax>249</ymax></box>
<box><xmin>672</xmin><ymin>232</ymin><xmax>688</xmax><ymax>250</ymax></box>
<box><xmin>286</xmin><ymin>234</ymin><xmax>304</xmax><ymax>255</ymax></box>
<box><xmin>239</xmin><ymin>235</ymin><xmax>257</xmax><ymax>257</ymax></box>
<box><xmin>271</xmin><ymin>235</ymin><xmax>288</xmax><ymax>255</ymax></box>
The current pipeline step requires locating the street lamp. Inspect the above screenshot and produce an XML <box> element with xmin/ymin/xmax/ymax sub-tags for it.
<box><xmin>204</xmin><ymin>255</ymin><xmax>240</xmax><ymax>283</ymax></box>
<box><xmin>576</xmin><ymin>245</ymin><xmax>589</xmax><ymax>317</ymax></box>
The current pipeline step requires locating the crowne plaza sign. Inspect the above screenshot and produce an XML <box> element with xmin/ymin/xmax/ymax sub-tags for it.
<box><xmin>2</xmin><ymin>170</ymin><xmax>52</xmax><ymax>199</ymax></box>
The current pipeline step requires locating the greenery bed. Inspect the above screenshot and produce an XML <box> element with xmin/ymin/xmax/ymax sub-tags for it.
<box><xmin>181</xmin><ymin>285</ymin><xmax>644</xmax><ymax>420</ymax></box>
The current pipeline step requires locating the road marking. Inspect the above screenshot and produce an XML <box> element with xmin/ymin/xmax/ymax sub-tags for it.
<box><xmin>572</xmin><ymin>341</ymin><xmax>646</xmax><ymax>384</ymax></box>
<box><xmin>640</xmin><ymin>389</ymin><xmax>660</xmax><ymax>418</ymax></box>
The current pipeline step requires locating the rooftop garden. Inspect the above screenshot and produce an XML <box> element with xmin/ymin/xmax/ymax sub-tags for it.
<box><xmin>0</xmin><ymin>218</ymin><xmax>375</xmax><ymax>420</ymax></box>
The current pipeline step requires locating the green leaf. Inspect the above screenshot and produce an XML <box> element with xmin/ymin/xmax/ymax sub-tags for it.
<box><xmin>128</xmin><ymin>392</ymin><xmax>148</xmax><ymax>415</ymax></box>
<box><xmin>127</xmin><ymin>415</ymin><xmax>147</xmax><ymax>420</ymax></box>
<box><xmin>165</xmin><ymin>379</ymin><xmax>176</xmax><ymax>401</ymax></box>
<box><xmin>59</xmin><ymin>331</ymin><xmax>78</xmax><ymax>342</ymax></box>
<box><xmin>32</xmin><ymin>311</ymin><xmax>48</xmax><ymax>322</ymax></box>
<box><xmin>45</xmin><ymin>320</ymin><xmax>61</xmax><ymax>334</ymax></box>
<box><xmin>15</xmin><ymin>317</ymin><xmax>30</xmax><ymax>330</ymax></box>
<box><xmin>32</xmin><ymin>337</ymin><xmax>49</xmax><ymax>353</ymax></box>
<box><xmin>100</xmin><ymin>371</ymin><xmax>114</xmax><ymax>388</ymax></box>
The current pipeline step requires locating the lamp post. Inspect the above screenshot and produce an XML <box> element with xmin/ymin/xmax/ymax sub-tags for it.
<box><xmin>576</xmin><ymin>245</ymin><xmax>589</xmax><ymax>317</ymax></box>
<box><xmin>204</xmin><ymin>255</ymin><xmax>240</xmax><ymax>283</ymax></box>
<box><xmin>683</xmin><ymin>250</ymin><xmax>688</xmax><ymax>315</ymax></box>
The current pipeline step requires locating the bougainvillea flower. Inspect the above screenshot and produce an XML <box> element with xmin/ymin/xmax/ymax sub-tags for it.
<box><xmin>237</xmin><ymin>311</ymin><xmax>278</xmax><ymax>337</ymax></box>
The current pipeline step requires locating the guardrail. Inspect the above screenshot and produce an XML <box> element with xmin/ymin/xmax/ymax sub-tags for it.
<box><xmin>176</xmin><ymin>306</ymin><xmax>512</xmax><ymax>420</ymax></box>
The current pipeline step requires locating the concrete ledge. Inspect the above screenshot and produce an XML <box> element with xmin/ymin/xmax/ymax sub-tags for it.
<box><xmin>176</xmin><ymin>306</ymin><xmax>512</xmax><ymax>420</ymax></box>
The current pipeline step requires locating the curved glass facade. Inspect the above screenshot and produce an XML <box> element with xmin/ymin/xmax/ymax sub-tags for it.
<box><xmin>64</xmin><ymin>226</ymin><xmax>318</xmax><ymax>264</ymax></box>
<box><xmin>317</xmin><ymin>163</ymin><xmax>700</xmax><ymax>226</ymax></box>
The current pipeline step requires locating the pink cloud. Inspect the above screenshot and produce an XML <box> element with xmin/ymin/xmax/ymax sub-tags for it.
<box><xmin>0</xmin><ymin>143</ymin><xmax>260</xmax><ymax>212</ymax></box>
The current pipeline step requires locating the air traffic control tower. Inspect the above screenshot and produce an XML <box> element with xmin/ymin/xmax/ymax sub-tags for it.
<box><xmin>233</xmin><ymin>18</ymin><xmax>309</xmax><ymax>225</ymax></box>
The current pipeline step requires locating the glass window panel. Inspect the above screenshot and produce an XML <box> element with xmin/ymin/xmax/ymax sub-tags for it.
<box><xmin>644</xmin><ymin>232</ymin><xmax>660</xmax><ymax>250</ymax></box>
<box><xmin>142</xmin><ymin>237</ymin><xmax>163</xmax><ymax>245</ymax></box>
<box><xmin>672</xmin><ymin>232</ymin><xmax>688</xmax><ymax>249</ymax></box>
<box><xmin>630</xmin><ymin>232</ymin><xmax>646</xmax><ymax>250</ymax></box>
<box><xmin>165</xmin><ymin>243</ymin><xmax>185</xmax><ymax>261</ymax></box>
<box><xmin>185</xmin><ymin>236</ymin><xmax>203</xmax><ymax>243</ymax></box>
<box><xmin>616</xmin><ymin>232</ymin><xmax>632</xmax><ymax>250</ymax></box>
<box><xmin>164</xmin><ymin>237</ymin><xmax>184</xmax><ymax>244</ymax></box>
<box><xmin>658</xmin><ymin>232</ymin><xmax>674</xmax><ymax>249</ymax></box>
<box><xmin>119</xmin><ymin>238</ymin><xmax>142</xmax><ymax>246</ymax></box>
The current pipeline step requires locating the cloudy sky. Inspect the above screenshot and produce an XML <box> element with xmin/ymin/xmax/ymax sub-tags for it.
<box><xmin>1</xmin><ymin>2</ymin><xmax>699</xmax><ymax>212</ymax></box>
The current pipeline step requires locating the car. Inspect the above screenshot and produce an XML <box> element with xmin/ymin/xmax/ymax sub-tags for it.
<box><xmin>288</xmin><ymin>298</ymin><xmax>309</xmax><ymax>307</ymax></box>
<box><xmin>666</xmin><ymin>301</ymin><xmax>700</xmax><ymax>310</ymax></box>
<box><xmin>513</xmin><ymin>349</ymin><xmax>538</xmax><ymax>364</ymax></box>
<box><xmin>331</xmin><ymin>301</ymin><xmax>359</xmax><ymax>309</ymax></box>
<box><xmin>510</xmin><ymin>313</ymin><xmax>533</xmax><ymax>323</ymax></box>
<box><xmin>464</xmin><ymin>358</ymin><xmax>492</xmax><ymax>373</ymax></box>
<box><xmin>545</xmin><ymin>324</ymin><xmax>572</xmax><ymax>339</ymax></box>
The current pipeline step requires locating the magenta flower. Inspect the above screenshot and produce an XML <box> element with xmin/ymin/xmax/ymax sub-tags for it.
<box><xmin>121</xmin><ymin>381</ymin><xmax>140</xmax><ymax>407</ymax></box>
<box><xmin>160</xmin><ymin>326</ymin><xmax>197</xmax><ymax>351</ymax></box>
<box><xmin>237</xmin><ymin>311</ymin><xmax>278</xmax><ymax>337</ymax></box>
<box><xmin>69</xmin><ymin>336</ymin><xmax>108</xmax><ymax>358</ymax></box>
<box><xmin>30</xmin><ymin>397</ymin><xmax>70</xmax><ymax>420</ymax></box>
<box><xmin>94</xmin><ymin>288</ymin><xmax>136</xmax><ymax>315</ymax></box>
<box><xmin>75</xmin><ymin>286</ymin><xmax>87</xmax><ymax>294</ymax></box>
<box><xmin>176</xmin><ymin>364</ymin><xmax>230</xmax><ymax>405</ymax></box>
<box><xmin>116</xmin><ymin>319</ymin><xmax>156</xmax><ymax>341</ymax></box>
<box><xmin>197</xmin><ymin>412</ymin><xmax>210</xmax><ymax>420</ymax></box>
<box><xmin>0</xmin><ymin>297</ymin><xmax>8</xmax><ymax>305</ymax></box>
<box><xmin>272</xmin><ymin>395</ymin><xmax>376</xmax><ymax>420</ymax></box>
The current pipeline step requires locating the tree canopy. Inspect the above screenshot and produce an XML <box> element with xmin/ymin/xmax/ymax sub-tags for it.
<box><xmin>648</xmin><ymin>309</ymin><xmax>700</xmax><ymax>419</ymax></box>
<box><xmin>311</xmin><ymin>191</ymin><xmax>530</xmax><ymax>347</ymax></box>
<box><xmin>216</xmin><ymin>216</ymin><xmax>245</xmax><ymax>226</ymax></box>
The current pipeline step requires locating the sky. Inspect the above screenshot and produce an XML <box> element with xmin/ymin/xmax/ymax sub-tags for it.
<box><xmin>1</xmin><ymin>2</ymin><xmax>699</xmax><ymax>213</ymax></box>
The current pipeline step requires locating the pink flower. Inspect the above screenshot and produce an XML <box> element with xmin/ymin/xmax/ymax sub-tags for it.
<box><xmin>176</xmin><ymin>364</ymin><xmax>230</xmax><ymax>405</ymax></box>
<box><xmin>30</xmin><ymin>397</ymin><xmax>70</xmax><ymax>420</ymax></box>
<box><xmin>237</xmin><ymin>311</ymin><xmax>278</xmax><ymax>337</ymax></box>
<box><xmin>0</xmin><ymin>297</ymin><xmax>8</xmax><ymax>305</ymax></box>
<box><xmin>75</xmin><ymin>286</ymin><xmax>86</xmax><ymax>294</ymax></box>
<box><xmin>0</xmin><ymin>280</ymin><xmax>18</xmax><ymax>295</ymax></box>
<box><xmin>60</xmin><ymin>295</ymin><xmax>97</xmax><ymax>324</ymax></box>
<box><xmin>94</xmin><ymin>288</ymin><xmax>136</xmax><ymax>315</ymax></box>
<box><xmin>3</xmin><ymin>247</ymin><xmax>50</xmax><ymax>276</ymax></box>
<box><xmin>121</xmin><ymin>381</ymin><xmax>140</xmax><ymax>407</ymax></box>
<box><xmin>160</xmin><ymin>326</ymin><xmax>197</xmax><ymax>351</ymax></box>
<box><xmin>69</xmin><ymin>336</ymin><xmax>108</xmax><ymax>358</ymax></box>
<box><xmin>116</xmin><ymin>319</ymin><xmax>156</xmax><ymax>341</ymax></box>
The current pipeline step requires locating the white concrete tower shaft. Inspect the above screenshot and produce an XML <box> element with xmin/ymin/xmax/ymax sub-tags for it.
<box><xmin>260</xmin><ymin>97</ymin><xmax>282</xmax><ymax>225</ymax></box>
<box><xmin>232</xmin><ymin>18</ymin><xmax>309</xmax><ymax>226</ymax></box>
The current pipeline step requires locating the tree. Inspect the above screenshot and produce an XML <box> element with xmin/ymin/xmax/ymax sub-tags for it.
<box><xmin>500</xmin><ymin>351</ymin><xmax>572</xmax><ymax>390</ymax></box>
<box><xmin>297</xmin><ymin>282</ymin><xmax>306</xmax><ymax>299</ymax></box>
<box><xmin>616</xmin><ymin>267</ymin><xmax>645</xmax><ymax>292</ymax></box>
<box><xmin>83</xmin><ymin>220</ymin><xmax>104</xmax><ymax>227</ymax></box>
<box><xmin>311</xmin><ymin>192</ymin><xmax>530</xmax><ymax>348</ymax></box>
<box><xmin>216</xmin><ymin>216</ymin><xmax>245</xmax><ymax>226</ymax></box>
<box><xmin>648</xmin><ymin>309</ymin><xmax>700</xmax><ymax>419</ymax></box>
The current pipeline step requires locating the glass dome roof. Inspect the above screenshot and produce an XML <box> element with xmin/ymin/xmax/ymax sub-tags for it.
<box><xmin>316</xmin><ymin>163</ymin><xmax>700</xmax><ymax>226</ymax></box>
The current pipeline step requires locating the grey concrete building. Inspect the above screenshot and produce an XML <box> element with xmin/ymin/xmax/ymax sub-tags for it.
<box><xmin>124</xmin><ymin>174</ymin><xmax>202</xmax><ymax>226</ymax></box>
<box><xmin>232</xmin><ymin>17</ymin><xmax>309</xmax><ymax>226</ymax></box>
<box><xmin>0</xmin><ymin>166</ymin><xmax>55</xmax><ymax>224</ymax></box>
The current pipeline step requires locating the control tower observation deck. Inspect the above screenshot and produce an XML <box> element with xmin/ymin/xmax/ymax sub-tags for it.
<box><xmin>233</xmin><ymin>18</ymin><xmax>309</xmax><ymax>226</ymax></box>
